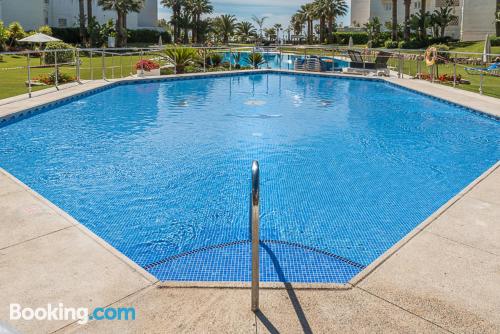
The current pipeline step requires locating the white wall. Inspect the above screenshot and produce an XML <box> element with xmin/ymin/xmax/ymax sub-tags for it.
<box><xmin>1</xmin><ymin>0</ymin><xmax>45</xmax><ymax>30</ymax></box>
<box><xmin>351</xmin><ymin>0</ymin><xmax>371</xmax><ymax>26</ymax></box>
<box><xmin>461</xmin><ymin>0</ymin><xmax>496</xmax><ymax>41</ymax></box>
<box><xmin>1</xmin><ymin>0</ymin><xmax>157</xmax><ymax>31</ymax></box>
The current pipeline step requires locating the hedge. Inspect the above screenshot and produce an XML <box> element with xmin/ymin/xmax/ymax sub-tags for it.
<box><xmin>491</xmin><ymin>36</ymin><xmax>500</xmax><ymax>47</ymax></box>
<box><xmin>51</xmin><ymin>27</ymin><xmax>81</xmax><ymax>44</ymax></box>
<box><xmin>50</xmin><ymin>27</ymin><xmax>171</xmax><ymax>45</ymax></box>
<box><xmin>333</xmin><ymin>32</ymin><xmax>369</xmax><ymax>45</ymax></box>
<box><xmin>43</xmin><ymin>41</ymin><xmax>75</xmax><ymax>64</ymax></box>
<box><xmin>127</xmin><ymin>29</ymin><xmax>171</xmax><ymax>44</ymax></box>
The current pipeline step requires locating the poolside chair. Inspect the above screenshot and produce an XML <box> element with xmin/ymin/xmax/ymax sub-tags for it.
<box><xmin>347</xmin><ymin>50</ymin><xmax>391</xmax><ymax>70</ymax></box>
<box><xmin>464</xmin><ymin>62</ymin><xmax>500</xmax><ymax>77</ymax></box>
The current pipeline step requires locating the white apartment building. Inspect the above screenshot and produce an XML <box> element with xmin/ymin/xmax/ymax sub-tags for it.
<box><xmin>0</xmin><ymin>0</ymin><xmax>158</xmax><ymax>31</ymax></box>
<box><xmin>350</xmin><ymin>0</ymin><xmax>497</xmax><ymax>41</ymax></box>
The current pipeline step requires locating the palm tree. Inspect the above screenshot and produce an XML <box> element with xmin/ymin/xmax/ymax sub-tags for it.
<box><xmin>98</xmin><ymin>0</ymin><xmax>145</xmax><ymax>46</ymax></box>
<box><xmin>187</xmin><ymin>0</ymin><xmax>213</xmax><ymax>43</ymax></box>
<box><xmin>297</xmin><ymin>4</ymin><xmax>315</xmax><ymax>44</ymax></box>
<box><xmin>162</xmin><ymin>0</ymin><xmax>184</xmax><ymax>42</ymax></box>
<box><xmin>321</xmin><ymin>0</ymin><xmax>347</xmax><ymax>44</ymax></box>
<box><xmin>312</xmin><ymin>0</ymin><xmax>326</xmax><ymax>44</ymax></box>
<box><xmin>273</xmin><ymin>23</ymin><xmax>282</xmax><ymax>43</ymax></box>
<box><xmin>214</xmin><ymin>14</ymin><xmax>236</xmax><ymax>44</ymax></box>
<box><xmin>163</xmin><ymin>47</ymin><xmax>199</xmax><ymax>73</ymax></box>
<box><xmin>87</xmin><ymin>0</ymin><xmax>94</xmax><ymax>45</ymax></box>
<box><xmin>391</xmin><ymin>0</ymin><xmax>398</xmax><ymax>41</ymax></box>
<box><xmin>403</xmin><ymin>0</ymin><xmax>411</xmax><ymax>41</ymax></box>
<box><xmin>432</xmin><ymin>3</ymin><xmax>458</xmax><ymax>38</ymax></box>
<box><xmin>78</xmin><ymin>0</ymin><xmax>86</xmax><ymax>44</ymax></box>
<box><xmin>236</xmin><ymin>21</ymin><xmax>256</xmax><ymax>43</ymax></box>
<box><xmin>420</xmin><ymin>0</ymin><xmax>427</xmax><ymax>39</ymax></box>
<box><xmin>251</xmin><ymin>15</ymin><xmax>267</xmax><ymax>42</ymax></box>
<box><xmin>291</xmin><ymin>13</ymin><xmax>305</xmax><ymax>36</ymax></box>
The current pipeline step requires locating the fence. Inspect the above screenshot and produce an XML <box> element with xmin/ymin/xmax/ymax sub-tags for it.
<box><xmin>0</xmin><ymin>45</ymin><xmax>499</xmax><ymax>104</ymax></box>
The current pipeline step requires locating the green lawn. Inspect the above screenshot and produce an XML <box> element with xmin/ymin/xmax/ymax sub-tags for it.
<box><xmin>0</xmin><ymin>52</ymin><xmax>154</xmax><ymax>100</ymax></box>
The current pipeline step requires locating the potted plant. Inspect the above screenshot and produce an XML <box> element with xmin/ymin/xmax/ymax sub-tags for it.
<box><xmin>136</xmin><ymin>59</ymin><xmax>161</xmax><ymax>77</ymax></box>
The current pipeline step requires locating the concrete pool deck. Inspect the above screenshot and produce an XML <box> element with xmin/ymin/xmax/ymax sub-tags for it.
<box><xmin>0</xmin><ymin>71</ymin><xmax>499</xmax><ymax>333</ymax></box>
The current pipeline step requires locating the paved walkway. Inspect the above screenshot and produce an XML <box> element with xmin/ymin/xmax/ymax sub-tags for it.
<box><xmin>0</xmin><ymin>73</ymin><xmax>499</xmax><ymax>333</ymax></box>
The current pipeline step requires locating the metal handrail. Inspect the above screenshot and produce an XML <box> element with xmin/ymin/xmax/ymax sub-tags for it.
<box><xmin>250</xmin><ymin>160</ymin><xmax>260</xmax><ymax>312</ymax></box>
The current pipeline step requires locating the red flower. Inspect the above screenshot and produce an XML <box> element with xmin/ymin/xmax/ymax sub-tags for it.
<box><xmin>135</xmin><ymin>60</ymin><xmax>160</xmax><ymax>72</ymax></box>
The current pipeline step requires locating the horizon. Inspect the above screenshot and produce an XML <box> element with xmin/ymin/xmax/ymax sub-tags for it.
<box><xmin>158</xmin><ymin>0</ymin><xmax>352</xmax><ymax>30</ymax></box>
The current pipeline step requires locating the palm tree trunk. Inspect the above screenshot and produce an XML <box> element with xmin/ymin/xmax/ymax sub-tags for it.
<box><xmin>78</xmin><ymin>0</ymin><xmax>86</xmax><ymax>44</ymax></box>
<box><xmin>87</xmin><ymin>0</ymin><xmax>93</xmax><ymax>45</ymax></box>
<box><xmin>122</xmin><ymin>12</ymin><xmax>127</xmax><ymax>46</ymax></box>
<box><xmin>392</xmin><ymin>0</ymin><xmax>398</xmax><ymax>41</ymax></box>
<box><xmin>115</xmin><ymin>11</ymin><xmax>122</xmax><ymax>47</ymax></box>
<box><xmin>327</xmin><ymin>16</ymin><xmax>334</xmax><ymax>44</ymax></box>
<box><xmin>420</xmin><ymin>0</ymin><xmax>427</xmax><ymax>40</ymax></box>
<box><xmin>319</xmin><ymin>16</ymin><xmax>325</xmax><ymax>44</ymax></box>
<box><xmin>404</xmin><ymin>0</ymin><xmax>411</xmax><ymax>41</ymax></box>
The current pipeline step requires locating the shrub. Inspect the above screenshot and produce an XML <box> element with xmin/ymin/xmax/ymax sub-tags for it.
<box><xmin>163</xmin><ymin>47</ymin><xmax>199</xmax><ymax>73</ymax></box>
<box><xmin>51</xmin><ymin>27</ymin><xmax>81</xmax><ymax>44</ymax></box>
<box><xmin>490</xmin><ymin>37</ymin><xmax>500</xmax><ymax>47</ymax></box>
<box><xmin>38</xmin><ymin>25</ymin><xmax>53</xmax><ymax>36</ymax></box>
<box><xmin>35</xmin><ymin>71</ymin><xmax>75</xmax><ymax>85</ymax></box>
<box><xmin>128</xmin><ymin>29</ymin><xmax>171</xmax><ymax>44</ymax></box>
<box><xmin>7</xmin><ymin>21</ymin><xmax>26</xmax><ymax>47</ymax></box>
<box><xmin>135</xmin><ymin>59</ymin><xmax>160</xmax><ymax>71</ymax></box>
<box><xmin>246</xmin><ymin>52</ymin><xmax>265</xmax><ymax>68</ymax></box>
<box><xmin>209</xmin><ymin>53</ymin><xmax>223</xmax><ymax>66</ymax></box>
<box><xmin>398</xmin><ymin>38</ymin><xmax>427</xmax><ymax>49</ymax></box>
<box><xmin>333</xmin><ymin>32</ymin><xmax>369</xmax><ymax>45</ymax></box>
<box><xmin>384</xmin><ymin>40</ymin><xmax>399</xmax><ymax>49</ymax></box>
<box><xmin>430</xmin><ymin>43</ymin><xmax>450</xmax><ymax>62</ymax></box>
<box><xmin>43</xmin><ymin>41</ymin><xmax>75</xmax><ymax>64</ymax></box>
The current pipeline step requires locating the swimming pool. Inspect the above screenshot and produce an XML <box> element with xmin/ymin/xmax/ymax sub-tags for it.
<box><xmin>0</xmin><ymin>72</ymin><xmax>498</xmax><ymax>283</ymax></box>
<box><xmin>221</xmin><ymin>52</ymin><xmax>349</xmax><ymax>70</ymax></box>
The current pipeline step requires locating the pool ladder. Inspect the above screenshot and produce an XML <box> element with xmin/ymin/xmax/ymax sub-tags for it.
<box><xmin>250</xmin><ymin>160</ymin><xmax>260</xmax><ymax>312</ymax></box>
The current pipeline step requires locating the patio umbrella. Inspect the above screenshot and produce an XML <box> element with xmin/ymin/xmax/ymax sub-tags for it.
<box><xmin>483</xmin><ymin>34</ymin><xmax>491</xmax><ymax>63</ymax></box>
<box><xmin>18</xmin><ymin>33</ymin><xmax>61</xmax><ymax>43</ymax></box>
<box><xmin>348</xmin><ymin>36</ymin><xmax>354</xmax><ymax>48</ymax></box>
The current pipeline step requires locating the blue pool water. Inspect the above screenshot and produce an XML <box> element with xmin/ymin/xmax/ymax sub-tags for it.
<box><xmin>0</xmin><ymin>73</ymin><xmax>498</xmax><ymax>283</ymax></box>
<box><xmin>221</xmin><ymin>52</ymin><xmax>348</xmax><ymax>70</ymax></box>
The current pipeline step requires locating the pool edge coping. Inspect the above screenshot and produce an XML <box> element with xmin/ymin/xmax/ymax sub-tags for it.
<box><xmin>0</xmin><ymin>69</ymin><xmax>498</xmax><ymax>289</ymax></box>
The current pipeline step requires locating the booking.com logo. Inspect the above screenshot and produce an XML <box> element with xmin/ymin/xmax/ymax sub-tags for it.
<box><xmin>9</xmin><ymin>303</ymin><xmax>136</xmax><ymax>324</ymax></box>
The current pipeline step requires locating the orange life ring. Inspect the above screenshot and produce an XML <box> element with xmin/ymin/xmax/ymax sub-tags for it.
<box><xmin>425</xmin><ymin>47</ymin><xmax>437</xmax><ymax>66</ymax></box>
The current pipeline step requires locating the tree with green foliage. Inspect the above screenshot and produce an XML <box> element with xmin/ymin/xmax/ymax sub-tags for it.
<box><xmin>363</xmin><ymin>17</ymin><xmax>381</xmax><ymax>43</ymax></box>
<box><xmin>7</xmin><ymin>22</ymin><xmax>26</xmax><ymax>47</ymax></box>
<box><xmin>161</xmin><ymin>0</ymin><xmax>184</xmax><ymax>42</ymax></box>
<box><xmin>98</xmin><ymin>0</ymin><xmax>145</xmax><ymax>47</ymax></box>
<box><xmin>251</xmin><ymin>15</ymin><xmax>267</xmax><ymax>43</ymax></box>
<box><xmin>187</xmin><ymin>0</ymin><xmax>213</xmax><ymax>44</ymax></box>
<box><xmin>296</xmin><ymin>3</ymin><xmax>315</xmax><ymax>44</ymax></box>
<box><xmin>0</xmin><ymin>21</ymin><xmax>9</xmax><ymax>51</ymax></box>
<box><xmin>163</xmin><ymin>47</ymin><xmax>199</xmax><ymax>73</ymax></box>
<box><xmin>403</xmin><ymin>0</ymin><xmax>412</xmax><ymax>41</ymax></box>
<box><xmin>38</xmin><ymin>25</ymin><xmax>53</xmax><ymax>36</ymax></box>
<box><xmin>214</xmin><ymin>14</ymin><xmax>236</xmax><ymax>44</ymax></box>
<box><xmin>431</xmin><ymin>1</ymin><xmax>457</xmax><ymax>38</ymax></box>
<box><xmin>79</xmin><ymin>0</ymin><xmax>86</xmax><ymax>44</ymax></box>
<box><xmin>236</xmin><ymin>21</ymin><xmax>256</xmax><ymax>43</ymax></box>
<box><xmin>391</xmin><ymin>0</ymin><xmax>398</xmax><ymax>41</ymax></box>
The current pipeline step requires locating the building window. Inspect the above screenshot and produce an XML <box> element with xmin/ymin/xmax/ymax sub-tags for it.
<box><xmin>414</xmin><ymin>1</ymin><xmax>421</xmax><ymax>9</ymax></box>
<box><xmin>449</xmin><ymin>17</ymin><xmax>459</xmax><ymax>25</ymax></box>
<box><xmin>385</xmin><ymin>3</ymin><xmax>392</xmax><ymax>11</ymax></box>
<box><xmin>435</xmin><ymin>0</ymin><xmax>459</xmax><ymax>6</ymax></box>
<box><xmin>58</xmin><ymin>18</ymin><xmax>67</xmax><ymax>27</ymax></box>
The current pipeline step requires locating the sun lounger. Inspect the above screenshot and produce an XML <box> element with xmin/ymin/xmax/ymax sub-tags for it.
<box><xmin>465</xmin><ymin>63</ymin><xmax>500</xmax><ymax>76</ymax></box>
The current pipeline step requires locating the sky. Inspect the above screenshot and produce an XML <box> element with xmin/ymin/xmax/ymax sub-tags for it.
<box><xmin>157</xmin><ymin>0</ymin><xmax>352</xmax><ymax>29</ymax></box>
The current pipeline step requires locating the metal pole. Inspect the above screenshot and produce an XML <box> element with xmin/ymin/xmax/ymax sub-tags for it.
<box><xmin>102</xmin><ymin>51</ymin><xmax>105</xmax><ymax>80</ymax></box>
<box><xmin>27</xmin><ymin>52</ymin><xmax>32</xmax><ymax>98</ymax></box>
<box><xmin>76</xmin><ymin>49</ymin><xmax>81</xmax><ymax>83</ymax></box>
<box><xmin>120</xmin><ymin>53</ymin><xmax>123</xmax><ymax>78</ymax></box>
<box><xmin>111</xmin><ymin>53</ymin><xmax>114</xmax><ymax>79</ymax></box>
<box><xmin>173</xmin><ymin>51</ymin><xmax>177</xmax><ymax>75</ymax></box>
<box><xmin>229</xmin><ymin>47</ymin><xmax>232</xmax><ymax>71</ymax></box>
<box><xmin>479</xmin><ymin>73</ymin><xmax>484</xmax><ymax>95</ymax></box>
<box><xmin>251</xmin><ymin>160</ymin><xmax>260</xmax><ymax>313</ymax></box>
<box><xmin>203</xmin><ymin>48</ymin><xmax>206</xmax><ymax>72</ymax></box>
<box><xmin>54</xmin><ymin>50</ymin><xmax>59</xmax><ymax>90</ymax></box>
<box><xmin>140</xmin><ymin>50</ymin><xmax>144</xmax><ymax>77</ymax></box>
<box><xmin>453</xmin><ymin>62</ymin><xmax>457</xmax><ymax>88</ymax></box>
<box><xmin>279</xmin><ymin>48</ymin><xmax>282</xmax><ymax>70</ymax></box>
<box><xmin>90</xmin><ymin>51</ymin><xmax>93</xmax><ymax>80</ymax></box>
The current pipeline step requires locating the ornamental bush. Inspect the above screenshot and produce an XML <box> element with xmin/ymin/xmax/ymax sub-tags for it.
<box><xmin>43</xmin><ymin>41</ymin><xmax>75</xmax><ymax>64</ymax></box>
